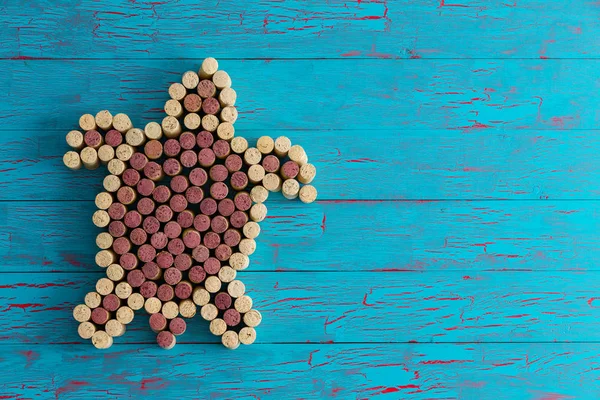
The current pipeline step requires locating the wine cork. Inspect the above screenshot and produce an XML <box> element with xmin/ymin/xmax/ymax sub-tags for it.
<box><xmin>215</xmin><ymin>292</ymin><xmax>232</xmax><ymax>310</ymax></box>
<box><xmin>229</xmin><ymin>253</ymin><xmax>250</xmax><ymax>271</ymax></box>
<box><xmin>218</xmin><ymin>266</ymin><xmax>237</xmax><ymax>283</ymax></box>
<box><xmin>203</xmin><ymin>257</ymin><xmax>221</xmax><ymax>275</ymax></box>
<box><xmin>143</xmin><ymin>217</ymin><xmax>160</xmax><ymax>236</ymax></box>
<box><xmin>256</xmin><ymin>136</ymin><xmax>274</xmax><ymax>155</ymax></box>
<box><xmin>63</xmin><ymin>151</ymin><xmax>82</xmax><ymax>170</ymax></box>
<box><xmin>115</xmin><ymin>281</ymin><xmax>133</xmax><ymax>299</ymax></box>
<box><xmin>230</xmin><ymin>137</ymin><xmax>247</xmax><ymax>154</ymax></box>
<box><xmin>220</xmin><ymin>106</ymin><xmax>238</xmax><ymax>124</ymax></box>
<box><xmin>95</xmin><ymin>110</ymin><xmax>113</xmax><ymax>131</ymax></box>
<box><xmin>184</xmin><ymin>113</ymin><xmax>201</xmax><ymax>130</ymax></box>
<box><xmin>192</xmin><ymin>287</ymin><xmax>210</xmax><ymax>306</ymax></box>
<box><xmin>202</xmin><ymin>97</ymin><xmax>220</xmax><ymax>115</ymax></box>
<box><xmin>169</xmin><ymin>194</ymin><xmax>187</xmax><ymax>213</ymax></box>
<box><xmin>213</xmin><ymin>139</ymin><xmax>231</xmax><ymax>159</ymax></box>
<box><xmin>182</xmin><ymin>70</ymin><xmax>200</xmax><ymax>89</ymax></box>
<box><xmin>124</xmin><ymin>210</ymin><xmax>143</xmax><ymax>228</ymax></box>
<box><xmin>227</xmin><ymin>279</ymin><xmax>246</xmax><ymax>297</ymax></box>
<box><xmin>126</xmin><ymin>128</ymin><xmax>146</xmax><ymax>147</ymax></box>
<box><xmin>247</xmin><ymin>165</ymin><xmax>265</xmax><ymax>185</ymax></box>
<box><xmin>281</xmin><ymin>161</ymin><xmax>300</xmax><ymax>180</ymax></box>
<box><xmin>170</xmin><ymin>317</ymin><xmax>187</xmax><ymax>336</ymax></box>
<box><xmin>239</xmin><ymin>238</ymin><xmax>256</xmax><ymax>256</ymax></box>
<box><xmin>95</xmin><ymin>249</ymin><xmax>115</xmax><ymax>267</ymax></box>
<box><xmin>294</xmin><ymin>164</ymin><xmax>315</xmax><ymax>185</ymax></box>
<box><xmin>108</xmin><ymin>159</ymin><xmax>126</xmax><ymax>176</ymax></box>
<box><xmin>78</xmin><ymin>321</ymin><xmax>96</xmax><ymax>339</ymax></box>
<box><xmin>282</xmin><ymin>179</ymin><xmax>300</xmax><ymax>200</ymax></box>
<box><xmin>274</xmin><ymin>136</ymin><xmax>291</xmax><ymax>157</ymax></box>
<box><xmin>145</xmin><ymin>297</ymin><xmax>162</xmax><ymax>314</ymax></box>
<box><xmin>122</xmin><ymin>168</ymin><xmax>141</xmax><ymax>189</ymax></box>
<box><xmin>179</xmin><ymin>299</ymin><xmax>196</xmax><ymax>318</ymax></box>
<box><xmin>215</xmin><ymin>244</ymin><xmax>232</xmax><ymax>261</ymax></box>
<box><xmin>234</xmin><ymin>295</ymin><xmax>253</xmax><ymax>313</ymax></box>
<box><xmin>96</xmin><ymin>277</ymin><xmax>114</xmax><ymax>296</ymax></box>
<box><xmin>98</xmin><ymin>145</ymin><xmax>115</xmax><ymax>163</ymax></box>
<box><xmin>200</xmin><ymin>303</ymin><xmax>218</xmax><ymax>321</ymax></box>
<box><xmin>143</xmin><ymin>140</ymin><xmax>163</xmax><ymax>161</ymax></box>
<box><xmin>205</xmin><ymin>276</ymin><xmax>221</xmax><ymax>293</ymax></box>
<box><xmin>105</xmin><ymin>129</ymin><xmax>123</xmax><ymax>148</ymax></box>
<box><xmin>200</xmin><ymin>198</ymin><xmax>218</xmax><ymax>216</ymax></box>
<box><xmin>137</xmin><ymin>179</ymin><xmax>155</xmax><ymax>198</ymax></box>
<box><xmin>299</xmin><ymin>185</ymin><xmax>318</xmax><ymax>204</ymax></box>
<box><xmin>212</xmin><ymin>70</ymin><xmax>231</xmax><ymax>89</ymax></box>
<box><xmin>106</xmin><ymin>319</ymin><xmax>126</xmax><ymax>337</ymax></box>
<box><xmin>140</xmin><ymin>281</ymin><xmax>158</xmax><ymax>299</ymax></box>
<box><xmin>174</xmin><ymin>254</ymin><xmax>192</xmax><ymax>271</ymax></box>
<box><xmin>117</xmin><ymin>186</ymin><xmax>137</xmax><ymax>205</ymax></box>
<box><xmin>156</xmin><ymin>251</ymin><xmax>174</xmax><ymax>269</ymax></box>
<box><xmin>250</xmin><ymin>185</ymin><xmax>269</xmax><ymax>203</ymax></box>
<box><xmin>221</xmin><ymin>331</ymin><xmax>240</xmax><ymax>350</ymax></box>
<box><xmin>103</xmin><ymin>293</ymin><xmax>121</xmax><ymax>312</ymax></box>
<box><xmin>263</xmin><ymin>173</ymin><xmax>282</xmax><ymax>192</ymax></box>
<box><xmin>164</xmin><ymin>267</ymin><xmax>182</xmax><ymax>286</ymax></box>
<box><xmin>116</xmin><ymin>306</ymin><xmax>134</xmax><ymax>325</ymax></box>
<box><xmin>91</xmin><ymin>307</ymin><xmax>110</xmax><ymax>325</ymax></box>
<box><xmin>243</xmin><ymin>222</ymin><xmax>261</xmax><ymax>239</ymax></box>
<box><xmin>91</xmin><ymin>330</ymin><xmax>113</xmax><ymax>349</ymax></box>
<box><xmin>163</xmin><ymin>158</ymin><xmax>182</xmax><ymax>177</ymax></box>
<box><xmin>218</xmin><ymin>87</ymin><xmax>237</xmax><ymax>106</ymax></box>
<box><xmin>128</xmin><ymin>293</ymin><xmax>145</xmax><ymax>311</ymax></box>
<box><xmin>130</xmin><ymin>227</ymin><xmax>148</xmax><ymax>246</ymax></box>
<box><xmin>84</xmin><ymin>130</ymin><xmax>104</xmax><ymax>149</ymax></box>
<box><xmin>188</xmin><ymin>266</ymin><xmax>206</xmax><ymax>285</ymax></box>
<box><xmin>119</xmin><ymin>252</ymin><xmax>138</xmax><ymax>270</ymax></box>
<box><xmin>116</xmin><ymin>144</ymin><xmax>134</xmax><ymax>161</ymax></box>
<box><xmin>106</xmin><ymin>263</ymin><xmax>125</xmax><ymax>281</ymax></box>
<box><xmin>210</xmin><ymin>318</ymin><xmax>227</xmax><ymax>336</ymax></box>
<box><xmin>162</xmin><ymin>116</ymin><xmax>182</xmax><ymax>138</ymax></box>
<box><xmin>262</xmin><ymin>155</ymin><xmax>280</xmax><ymax>174</ymax></box>
<box><xmin>203</xmin><ymin>231</ymin><xmax>221</xmax><ymax>249</ymax></box>
<box><xmin>66</xmin><ymin>130</ymin><xmax>84</xmax><ymax>150</ymax></box>
<box><xmin>164</xmin><ymin>99</ymin><xmax>183</xmax><ymax>117</ymax></box>
<box><xmin>197</xmin><ymin>79</ymin><xmax>217</xmax><ymax>99</ymax></box>
<box><xmin>143</xmin><ymin>261</ymin><xmax>162</xmax><ymax>281</ymax></box>
<box><xmin>210</xmin><ymin>182</ymin><xmax>229</xmax><ymax>200</ymax></box>
<box><xmin>199</xmin><ymin>57</ymin><xmax>219</xmax><ymax>78</ymax></box>
<box><xmin>239</xmin><ymin>327</ymin><xmax>257</xmax><ymax>345</ymax></box>
<box><xmin>113</xmin><ymin>113</ymin><xmax>133</xmax><ymax>134</ymax></box>
<box><xmin>157</xmin><ymin>330</ymin><xmax>176</xmax><ymax>350</ymax></box>
<box><xmin>161</xmin><ymin>301</ymin><xmax>179</xmax><ymax>319</ymax></box>
<box><xmin>168</xmin><ymin>83</ymin><xmax>187</xmax><ymax>101</ymax></box>
<box><xmin>244</xmin><ymin>309</ymin><xmax>262</xmax><ymax>327</ymax></box>
<box><xmin>202</xmin><ymin>114</ymin><xmax>219</xmax><ymax>132</ymax></box>
<box><xmin>153</xmin><ymin>185</ymin><xmax>172</xmax><ymax>203</ymax></box>
<box><xmin>103</xmin><ymin>174</ymin><xmax>121</xmax><ymax>193</ymax></box>
<box><xmin>244</xmin><ymin>147</ymin><xmax>261</xmax><ymax>165</ymax></box>
<box><xmin>73</xmin><ymin>304</ymin><xmax>92</xmax><ymax>322</ymax></box>
<box><xmin>180</xmin><ymin>150</ymin><xmax>198</xmax><ymax>168</ymax></box>
<box><xmin>289</xmin><ymin>145</ymin><xmax>308</xmax><ymax>165</ymax></box>
<box><xmin>149</xmin><ymin>313</ymin><xmax>167</xmax><ymax>333</ymax></box>
<box><xmin>249</xmin><ymin>203</ymin><xmax>267</xmax><ymax>222</ymax></box>
<box><xmin>85</xmin><ymin>292</ymin><xmax>102</xmax><ymax>309</ymax></box>
<box><xmin>230</xmin><ymin>210</ymin><xmax>248</xmax><ymax>229</ymax></box>
<box><xmin>223</xmin><ymin>309</ymin><xmax>241</xmax><ymax>327</ymax></box>
<box><xmin>183</xmin><ymin>93</ymin><xmax>202</xmax><ymax>113</ymax></box>
<box><xmin>80</xmin><ymin>147</ymin><xmax>99</xmax><ymax>169</ymax></box>
<box><xmin>145</xmin><ymin>121</ymin><xmax>163</xmax><ymax>140</ymax></box>
<box><xmin>79</xmin><ymin>114</ymin><xmax>97</xmax><ymax>131</ymax></box>
<box><xmin>144</xmin><ymin>161</ymin><xmax>164</xmax><ymax>181</ymax></box>
<box><xmin>185</xmin><ymin>186</ymin><xmax>203</xmax><ymax>204</ymax></box>
<box><xmin>218</xmin><ymin>199</ymin><xmax>235</xmax><ymax>217</ymax></box>
<box><xmin>215</xmin><ymin>122</ymin><xmax>234</xmax><ymax>141</ymax></box>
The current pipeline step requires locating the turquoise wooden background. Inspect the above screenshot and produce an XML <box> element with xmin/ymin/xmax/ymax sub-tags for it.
<box><xmin>1</xmin><ymin>0</ymin><xmax>599</xmax><ymax>398</ymax></box>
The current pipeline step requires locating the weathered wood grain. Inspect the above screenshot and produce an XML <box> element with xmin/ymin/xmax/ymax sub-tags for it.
<box><xmin>2</xmin><ymin>272</ymin><xmax>600</xmax><ymax>343</ymax></box>
<box><xmin>0</xmin><ymin>343</ymin><xmax>598</xmax><ymax>399</ymax></box>
<box><xmin>3</xmin><ymin>200</ymin><xmax>599</xmax><ymax>273</ymax></box>
<box><xmin>5</xmin><ymin>129</ymin><xmax>600</xmax><ymax>200</ymax></box>
<box><xmin>1</xmin><ymin>1</ymin><xmax>598</xmax><ymax>59</ymax></box>
<box><xmin>0</xmin><ymin>59</ymin><xmax>597</xmax><ymax>131</ymax></box>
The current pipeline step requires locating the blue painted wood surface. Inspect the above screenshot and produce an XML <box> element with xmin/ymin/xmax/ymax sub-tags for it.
<box><xmin>1</xmin><ymin>1</ymin><xmax>599</xmax><ymax>399</ymax></box>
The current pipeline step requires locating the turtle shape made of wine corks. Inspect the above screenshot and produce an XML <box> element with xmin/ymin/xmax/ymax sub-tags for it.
<box><xmin>64</xmin><ymin>58</ymin><xmax>317</xmax><ymax>350</ymax></box>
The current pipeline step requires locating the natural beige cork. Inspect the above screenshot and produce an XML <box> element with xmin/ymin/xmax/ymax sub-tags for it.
<box><xmin>249</xmin><ymin>203</ymin><xmax>267</xmax><ymax>222</ymax></box>
<box><xmin>116</xmin><ymin>306</ymin><xmax>134</xmax><ymax>325</ymax></box>
<box><xmin>199</xmin><ymin>57</ymin><xmax>219</xmax><ymax>79</ymax></box>
<box><xmin>73</xmin><ymin>304</ymin><xmax>92</xmax><ymax>323</ymax></box>
<box><xmin>115</xmin><ymin>282</ymin><xmax>133</xmax><ymax>299</ymax></box>
<box><xmin>256</xmin><ymin>136</ymin><xmax>275</xmax><ymax>155</ymax></box>
<box><xmin>79</xmin><ymin>114</ymin><xmax>97</xmax><ymax>131</ymax></box>
<box><xmin>202</xmin><ymin>114</ymin><xmax>219</xmax><ymax>132</ymax></box>
<box><xmin>128</xmin><ymin>293</ymin><xmax>145</xmax><ymax>311</ymax></box>
<box><xmin>227</xmin><ymin>279</ymin><xmax>246</xmax><ymax>298</ymax></box>
<box><xmin>243</xmin><ymin>309</ymin><xmax>262</xmax><ymax>327</ymax></box>
<box><xmin>262</xmin><ymin>173</ymin><xmax>281</xmax><ymax>192</ymax></box>
<box><xmin>92</xmin><ymin>210</ymin><xmax>110</xmax><ymax>228</ymax></box>
<box><xmin>103</xmin><ymin>174</ymin><xmax>121</xmax><ymax>193</ymax></box>
<box><xmin>179</xmin><ymin>299</ymin><xmax>197</xmax><ymax>318</ymax></box>
<box><xmin>217</xmin><ymin>122</ymin><xmax>235</xmax><ymax>141</ymax></box>
<box><xmin>238</xmin><ymin>238</ymin><xmax>256</xmax><ymax>256</ymax></box>
<box><xmin>192</xmin><ymin>287</ymin><xmax>211</xmax><ymax>306</ymax></box>
<box><xmin>209</xmin><ymin>318</ymin><xmax>227</xmax><ymax>336</ymax></box>
<box><xmin>182</xmin><ymin>71</ymin><xmax>200</xmax><ymax>89</ymax></box>
<box><xmin>164</xmin><ymin>99</ymin><xmax>183</xmax><ymax>118</ymax></box>
<box><xmin>169</xmin><ymin>83</ymin><xmax>187</xmax><ymax>101</ymax></box>
<box><xmin>184</xmin><ymin>113</ymin><xmax>201</xmax><ymax>130</ymax></box>
<box><xmin>108</xmin><ymin>159</ymin><xmax>127</xmax><ymax>176</ymax></box>
<box><xmin>204</xmin><ymin>276</ymin><xmax>222</xmax><ymax>293</ymax></box>
<box><xmin>242</xmin><ymin>221</ymin><xmax>261</xmax><ymax>239</ymax></box>
<box><xmin>145</xmin><ymin>121</ymin><xmax>163</xmax><ymax>140</ymax></box>
<box><xmin>217</xmin><ymin>266</ymin><xmax>236</xmax><ymax>283</ymax></box>
<box><xmin>274</xmin><ymin>136</ymin><xmax>292</xmax><ymax>158</ymax></box>
<box><xmin>298</xmin><ymin>163</ymin><xmax>316</xmax><ymax>184</ymax></box>
<box><xmin>106</xmin><ymin>264</ymin><xmax>125</xmax><ymax>281</ymax></box>
<box><xmin>200</xmin><ymin>303</ymin><xmax>218</xmax><ymax>321</ymax></box>
<box><xmin>299</xmin><ymin>185</ymin><xmax>318</xmax><ymax>204</ymax></box>
<box><xmin>234</xmin><ymin>295</ymin><xmax>253</xmax><ymax>313</ymax></box>
<box><xmin>96</xmin><ymin>232</ymin><xmax>114</xmax><ymax>250</ymax></box>
<box><xmin>95</xmin><ymin>110</ymin><xmax>113</xmax><ymax>131</ymax></box>
<box><xmin>96</xmin><ymin>277</ymin><xmax>115</xmax><ymax>295</ymax></box>
<box><xmin>282</xmin><ymin>179</ymin><xmax>300</xmax><ymax>200</ymax></box>
<box><xmin>250</xmin><ymin>185</ymin><xmax>269</xmax><ymax>203</ymax></box>
<box><xmin>105</xmin><ymin>319</ymin><xmax>126</xmax><ymax>337</ymax></box>
<box><xmin>63</xmin><ymin>151</ymin><xmax>82</xmax><ymax>170</ymax></box>
<box><xmin>248</xmin><ymin>164</ymin><xmax>265</xmax><ymax>184</ymax></box>
<box><xmin>161</xmin><ymin>301</ymin><xmax>179</xmax><ymax>319</ymax></box>
<box><xmin>239</xmin><ymin>327</ymin><xmax>257</xmax><ymax>345</ymax></box>
<box><xmin>288</xmin><ymin>145</ymin><xmax>308</xmax><ymax>165</ymax></box>
<box><xmin>126</xmin><ymin>128</ymin><xmax>146</xmax><ymax>147</ymax></box>
<box><xmin>116</xmin><ymin>144</ymin><xmax>134</xmax><ymax>161</ymax></box>
<box><xmin>66</xmin><ymin>130</ymin><xmax>84</xmax><ymax>150</ymax></box>
<box><xmin>92</xmin><ymin>330</ymin><xmax>113</xmax><ymax>349</ymax></box>
<box><xmin>97</xmin><ymin>145</ymin><xmax>115</xmax><ymax>164</ymax></box>
<box><xmin>113</xmin><ymin>113</ymin><xmax>133</xmax><ymax>133</ymax></box>
<box><xmin>144</xmin><ymin>297</ymin><xmax>162</xmax><ymax>314</ymax></box>
<box><xmin>218</xmin><ymin>87</ymin><xmax>237</xmax><ymax>107</ymax></box>
<box><xmin>162</xmin><ymin>116</ymin><xmax>182</xmax><ymax>138</ymax></box>
<box><xmin>78</xmin><ymin>321</ymin><xmax>96</xmax><ymax>339</ymax></box>
<box><xmin>229</xmin><ymin>252</ymin><xmax>250</xmax><ymax>271</ymax></box>
<box><xmin>212</xmin><ymin>70</ymin><xmax>231</xmax><ymax>89</ymax></box>
<box><xmin>221</xmin><ymin>331</ymin><xmax>240</xmax><ymax>349</ymax></box>
<box><xmin>80</xmin><ymin>147</ymin><xmax>99</xmax><ymax>169</ymax></box>
<box><xmin>85</xmin><ymin>292</ymin><xmax>102</xmax><ymax>309</ymax></box>
<box><xmin>244</xmin><ymin>147</ymin><xmax>261</xmax><ymax>165</ymax></box>
<box><xmin>230</xmin><ymin>137</ymin><xmax>247</xmax><ymax>154</ymax></box>
<box><xmin>220</xmin><ymin>106</ymin><xmax>238</xmax><ymax>124</ymax></box>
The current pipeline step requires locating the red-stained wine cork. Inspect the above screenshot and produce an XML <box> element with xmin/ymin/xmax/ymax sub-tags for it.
<box><xmin>274</xmin><ymin>136</ymin><xmax>291</xmax><ymax>158</ymax></box>
<box><xmin>192</xmin><ymin>244</ymin><xmax>209</xmax><ymax>263</ymax></box>
<box><xmin>196</xmin><ymin>130</ymin><xmax>214</xmax><ymax>148</ymax></box>
<box><xmin>188</xmin><ymin>265</ymin><xmax>206</xmax><ymax>284</ymax></box>
<box><xmin>169</xmin><ymin>317</ymin><xmax>187</xmax><ymax>335</ymax></box>
<box><xmin>209</xmin><ymin>318</ymin><xmax>227</xmax><ymax>336</ymax></box>
<box><xmin>199</xmin><ymin>57</ymin><xmax>219</xmax><ymax>79</ymax></box>
<box><xmin>63</xmin><ymin>151</ymin><xmax>82</xmax><ymax>170</ymax></box>
<box><xmin>169</xmin><ymin>83</ymin><xmax>187</xmax><ymax>101</ymax></box>
<box><xmin>175</xmin><ymin>281</ymin><xmax>193</xmax><ymax>300</ymax></box>
<box><xmin>221</xmin><ymin>331</ymin><xmax>240</xmax><ymax>350</ymax></box>
<box><xmin>204</xmin><ymin>276</ymin><xmax>221</xmax><ymax>293</ymax></box>
<box><xmin>80</xmin><ymin>147</ymin><xmax>99</xmax><ymax>169</ymax></box>
<box><xmin>130</xmin><ymin>227</ymin><xmax>148</xmax><ymax>246</ymax></box>
<box><xmin>127</xmin><ymin>293</ymin><xmax>145</xmax><ymax>311</ymax></box>
<box><xmin>155</xmin><ymin>205</ymin><xmax>173</xmax><ymax>223</ymax></box>
<box><xmin>239</xmin><ymin>327</ymin><xmax>257</xmax><ymax>345</ymax></box>
<box><xmin>282</xmin><ymin>179</ymin><xmax>300</xmax><ymax>200</ymax></box>
<box><xmin>230</xmin><ymin>137</ymin><xmax>247</xmax><ymax>154</ymax></box>
<box><xmin>262</xmin><ymin>155</ymin><xmax>280</xmax><ymax>174</ymax></box>
<box><xmin>85</xmin><ymin>292</ymin><xmax>102</xmax><ymax>309</ymax></box>
<box><xmin>153</xmin><ymin>185</ymin><xmax>172</xmax><ymax>204</ymax></box>
<box><xmin>190</xmin><ymin>168</ymin><xmax>208</xmax><ymax>187</ymax></box>
<box><xmin>281</xmin><ymin>161</ymin><xmax>300</xmax><ymax>180</ymax></box>
<box><xmin>239</xmin><ymin>238</ymin><xmax>256</xmax><ymax>256</ymax></box>
<box><xmin>163</xmin><ymin>158</ymin><xmax>182</xmax><ymax>177</ymax></box>
<box><xmin>156</xmin><ymin>251</ymin><xmax>174</xmax><ymax>269</ymax></box>
<box><xmin>182</xmin><ymin>229</ymin><xmax>201</xmax><ymax>249</ymax></box>
<box><xmin>200</xmin><ymin>303</ymin><xmax>218</xmax><ymax>321</ymax></box>
<box><xmin>243</xmin><ymin>221</ymin><xmax>261</xmax><ymax>239</ymax></box>
<box><xmin>109</xmin><ymin>221</ymin><xmax>127</xmax><ymax>238</ymax></box>
<box><xmin>145</xmin><ymin>121</ymin><xmax>163</xmax><ymax>141</ymax></box>
<box><xmin>150</xmin><ymin>232</ymin><xmax>168</xmax><ymax>250</ymax></box>
<box><xmin>78</xmin><ymin>321</ymin><xmax>96</xmax><ymax>339</ymax></box>
<box><xmin>193</xmin><ymin>214</ymin><xmax>211</xmax><ymax>233</ymax></box>
<box><xmin>250</xmin><ymin>185</ymin><xmax>269</xmax><ymax>204</ymax></box>
<box><xmin>193</xmin><ymin>287</ymin><xmax>211</xmax><ymax>306</ymax></box>
<box><xmin>178</xmin><ymin>131</ymin><xmax>195</xmax><ymax>149</ymax></box>
<box><xmin>198</xmin><ymin>148</ymin><xmax>216</xmax><ymax>168</ymax></box>
<box><xmin>203</xmin><ymin>231</ymin><xmax>221</xmax><ymax>250</ymax></box>
<box><xmin>108</xmin><ymin>159</ymin><xmax>126</xmax><ymax>176</ymax></box>
<box><xmin>122</xmin><ymin>169</ymin><xmax>140</xmax><ymax>187</ymax></box>
<box><xmin>212</xmin><ymin>70</ymin><xmax>231</xmax><ymax>89</ymax></box>
<box><xmin>91</xmin><ymin>307</ymin><xmax>110</xmax><ymax>325</ymax></box>
<box><xmin>137</xmin><ymin>179</ymin><xmax>155</xmax><ymax>198</ymax></box>
<box><xmin>234</xmin><ymin>192</ymin><xmax>252</xmax><ymax>211</ymax></box>
<box><xmin>143</xmin><ymin>216</ymin><xmax>160</xmax><ymax>234</ymax></box>
<box><xmin>244</xmin><ymin>147</ymin><xmax>261</xmax><ymax>165</ymax></box>
<box><xmin>163</xmin><ymin>221</ymin><xmax>181</xmax><ymax>239</ymax></box>
<box><xmin>157</xmin><ymin>283</ymin><xmax>175</xmax><ymax>302</ymax></box>
<box><xmin>197</xmin><ymin>79</ymin><xmax>217</xmax><ymax>100</ymax></box>
<box><xmin>140</xmin><ymin>280</ymin><xmax>158</xmax><ymax>299</ymax></box>
<box><xmin>220</xmin><ymin>106</ymin><xmax>238</xmax><ymax>124</ymax></box>
<box><xmin>249</xmin><ymin>203</ymin><xmax>267</xmax><ymax>222</ymax></box>
<box><xmin>95</xmin><ymin>249</ymin><xmax>115</xmax><ymax>267</ymax></box>
<box><xmin>105</xmin><ymin>129</ymin><xmax>123</xmax><ymax>148</ymax></box>
<box><xmin>168</xmin><ymin>238</ymin><xmax>185</xmax><ymax>255</ymax></box>
<box><xmin>225</xmin><ymin>154</ymin><xmax>243</xmax><ymax>173</ymax></box>
<box><xmin>174</xmin><ymin>253</ymin><xmax>192</xmax><ymax>271</ymax></box>
<box><xmin>79</xmin><ymin>114</ymin><xmax>97</xmax><ymax>131</ymax></box>
<box><xmin>204</xmin><ymin>257</ymin><xmax>221</xmax><ymax>275</ymax></box>
<box><xmin>116</xmin><ymin>144</ymin><xmax>135</xmax><ymax>162</ymax></box>
<box><xmin>126</xmin><ymin>128</ymin><xmax>146</xmax><ymax>147</ymax></box>
<box><xmin>216</xmin><ymin>199</ymin><xmax>234</xmax><ymax>217</ymax></box>
<box><xmin>200</xmin><ymin>198</ymin><xmax>218</xmax><ymax>216</ymax></box>
<box><xmin>117</xmin><ymin>186</ymin><xmax>137</xmax><ymax>205</ymax></box>
<box><xmin>119</xmin><ymin>253</ymin><xmax>138</xmax><ymax>271</ymax></box>
<box><xmin>73</xmin><ymin>304</ymin><xmax>92</xmax><ymax>323</ymax></box>
<box><xmin>127</xmin><ymin>269</ymin><xmax>146</xmax><ymax>288</ymax></box>
<box><xmin>149</xmin><ymin>312</ymin><xmax>167</xmax><ymax>333</ymax></box>
<box><xmin>161</xmin><ymin>301</ymin><xmax>179</xmax><ymax>319</ymax></box>
<box><xmin>213</xmin><ymin>139</ymin><xmax>231</xmax><ymax>159</ymax></box>
<box><xmin>143</xmin><ymin>261</ymin><xmax>162</xmax><ymax>281</ymax></box>
<box><xmin>137</xmin><ymin>244</ymin><xmax>156</xmax><ymax>263</ymax></box>
<box><xmin>116</xmin><ymin>306</ymin><xmax>134</xmax><ymax>325</ymax></box>
<box><xmin>129</xmin><ymin>152</ymin><xmax>148</xmax><ymax>171</ymax></box>
<box><xmin>229</xmin><ymin>171</ymin><xmax>247</xmax><ymax>191</ymax></box>
<box><xmin>98</xmin><ymin>145</ymin><xmax>115</xmax><ymax>164</ymax></box>
<box><xmin>180</xmin><ymin>149</ymin><xmax>197</xmax><ymax>168</ymax></box>
<box><xmin>183</xmin><ymin>93</ymin><xmax>202</xmax><ymax>113</ymax></box>
<box><xmin>96</xmin><ymin>232</ymin><xmax>114</xmax><ymax>250</ymax></box>
<box><xmin>113</xmin><ymin>113</ymin><xmax>133</xmax><ymax>134</ymax></box>
<box><xmin>244</xmin><ymin>309</ymin><xmax>263</xmax><ymax>327</ymax></box>
<box><xmin>103</xmin><ymin>174</ymin><xmax>121</xmax><ymax>193</ymax></box>
<box><xmin>144</xmin><ymin>140</ymin><xmax>163</xmax><ymax>161</ymax></box>
<box><xmin>145</xmin><ymin>297</ymin><xmax>162</xmax><ymax>314</ymax></box>
<box><xmin>185</xmin><ymin>186</ymin><xmax>204</xmax><ymax>204</ymax></box>
<box><xmin>299</xmin><ymin>185</ymin><xmax>318</xmax><ymax>204</ymax></box>
<box><xmin>164</xmin><ymin>267</ymin><xmax>182</xmax><ymax>286</ymax></box>
<box><xmin>234</xmin><ymin>295</ymin><xmax>253</xmax><ymax>313</ymax></box>
<box><xmin>162</xmin><ymin>116</ymin><xmax>182</xmax><ymax>138</ymax></box>
<box><xmin>157</xmin><ymin>330</ymin><xmax>176</xmax><ymax>349</ymax></box>
<box><xmin>169</xmin><ymin>194</ymin><xmax>188</xmax><ymax>213</ymax></box>
<box><xmin>218</xmin><ymin>266</ymin><xmax>237</xmax><ymax>283</ymax></box>
<box><xmin>211</xmin><ymin>216</ymin><xmax>229</xmax><ymax>234</ymax></box>
<box><xmin>182</xmin><ymin>70</ymin><xmax>200</xmax><ymax>90</ymax></box>
<box><xmin>210</xmin><ymin>182</ymin><xmax>229</xmax><ymax>200</ymax></box>
<box><xmin>103</xmin><ymin>293</ymin><xmax>121</xmax><ymax>312</ymax></box>
<box><xmin>95</xmin><ymin>110</ymin><xmax>113</xmax><ymax>131</ymax></box>
<box><xmin>216</xmin><ymin>121</ymin><xmax>234</xmax><ymax>140</ymax></box>
<box><xmin>163</xmin><ymin>138</ymin><xmax>181</xmax><ymax>157</ymax></box>
<box><xmin>112</xmin><ymin>237</ymin><xmax>131</xmax><ymax>255</ymax></box>
<box><xmin>84</xmin><ymin>130</ymin><xmax>104</xmax><ymax>149</ymax></box>
<box><xmin>229</xmin><ymin>253</ymin><xmax>249</xmax><ymax>272</ymax></box>
<box><xmin>124</xmin><ymin>210</ymin><xmax>142</xmax><ymax>229</ymax></box>
<box><xmin>137</xmin><ymin>198</ymin><xmax>155</xmax><ymax>216</ymax></box>
<box><xmin>92</xmin><ymin>330</ymin><xmax>113</xmax><ymax>349</ymax></box>
<box><xmin>263</xmin><ymin>173</ymin><xmax>282</xmax><ymax>192</ymax></box>
<box><xmin>215</xmin><ymin>292</ymin><xmax>232</xmax><ymax>310</ymax></box>
<box><xmin>223</xmin><ymin>229</ymin><xmax>241</xmax><ymax>247</ymax></box>
<box><xmin>223</xmin><ymin>309</ymin><xmax>241</xmax><ymax>327</ymax></box>
<box><xmin>297</xmin><ymin>163</ymin><xmax>316</xmax><ymax>184</ymax></box>
<box><xmin>185</xmin><ymin>113</ymin><xmax>202</xmax><ymax>131</ymax></box>
<box><xmin>230</xmin><ymin>211</ymin><xmax>248</xmax><ymax>229</ymax></box>
<box><xmin>164</xmin><ymin>99</ymin><xmax>183</xmax><ymax>118</ymax></box>
<box><xmin>218</xmin><ymin>87</ymin><xmax>237</xmax><ymax>107</ymax></box>
<box><xmin>202</xmin><ymin>97</ymin><xmax>220</xmax><ymax>115</ymax></box>
<box><xmin>66</xmin><ymin>130</ymin><xmax>85</xmax><ymax>150</ymax></box>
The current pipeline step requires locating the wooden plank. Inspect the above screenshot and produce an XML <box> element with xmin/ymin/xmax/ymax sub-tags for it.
<box><xmin>1</xmin><ymin>1</ymin><xmax>598</xmax><ymax>59</ymax></box>
<box><xmin>0</xmin><ymin>343</ymin><xmax>597</xmax><ymax>398</ymax></box>
<box><xmin>0</xmin><ymin>59</ymin><xmax>598</xmax><ymax>131</ymax></box>
<box><xmin>2</xmin><ymin>271</ymin><xmax>600</xmax><ymax>343</ymax></box>
<box><xmin>5</xmin><ymin>129</ymin><xmax>600</xmax><ymax>201</ymax></box>
<box><xmin>3</xmin><ymin>200</ymin><xmax>599</xmax><ymax>273</ymax></box>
